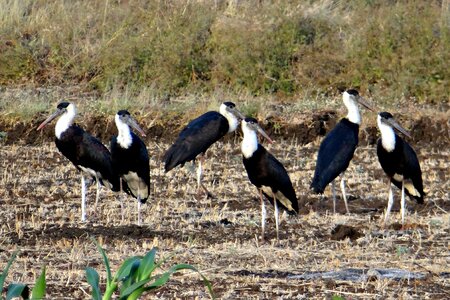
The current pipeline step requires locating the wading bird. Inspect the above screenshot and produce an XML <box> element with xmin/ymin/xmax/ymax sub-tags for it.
<box><xmin>111</xmin><ymin>110</ymin><xmax>150</xmax><ymax>226</ymax></box>
<box><xmin>376</xmin><ymin>112</ymin><xmax>424</xmax><ymax>225</ymax></box>
<box><xmin>241</xmin><ymin>117</ymin><xmax>299</xmax><ymax>241</ymax></box>
<box><xmin>164</xmin><ymin>102</ymin><xmax>244</xmax><ymax>197</ymax></box>
<box><xmin>310</xmin><ymin>89</ymin><xmax>373</xmax><ymax>213</ymax></box>
<box><xmin>37</xmin><ymin>102</ymin><xmax>119</xmax><ymax>222</ymax></box>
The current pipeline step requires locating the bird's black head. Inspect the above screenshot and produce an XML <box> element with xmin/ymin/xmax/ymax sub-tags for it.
<box><xmin>117</xmin><ymin>110</ymin><xmax>131</xmax><ymax>117</ymax></box>
<box><xmin>244</xmin><ymin>117</ymin><xmax>258</xmax><ymax>124</ymax></box>
<box><xmin>223</xmin><ymin>101</ymin><xmax>236</xmax><ymax>109</ymax></box>
<box><xmin>346</xmin><ymin>89</ymin><xmax>359</xmax><ymax>96</ymax></box>
<box><xmin>57</xmin><ymin>102</ymin><xmax>70</xmax><ymax>110</ymax></box>
<box><xmin>379</xmin><ymin>111</ymin><xmax>394</xmax><ymax>120</ymax></box>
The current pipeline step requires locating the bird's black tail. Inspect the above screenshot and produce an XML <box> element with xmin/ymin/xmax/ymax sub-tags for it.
<box><xmin>103</xmin><ymin>174</ymin><xmax>121</xmax><ymax>192</ymax></box>
<box><xmin>163</xmin><ymin>145</ymin><xmax>184</xmax><ymax>172</ymax></box>
<box><xmin>163</xmin><ymin>148</ymin><xmax>175</xmax><ymax>172</ymax></box>
<box><xmin>310</xmin><ymin>177</ymin><xmax>325</xmax><ymax>194</ymax></box>
<box><xmin>412</xmin><ymin>193</ymin><xmax>425</xmax><ymax>204</ymax></box>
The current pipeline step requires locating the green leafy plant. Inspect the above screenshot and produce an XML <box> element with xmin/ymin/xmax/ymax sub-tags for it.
<box><xmin>86</xmin><ymin>239</ymin><xmax>214</xmax><ymax>300</ymax></box>
<box><xmin>0</xmin><ymin>250</ymin><xmax>46</xmax><ymax>300</ymax></box>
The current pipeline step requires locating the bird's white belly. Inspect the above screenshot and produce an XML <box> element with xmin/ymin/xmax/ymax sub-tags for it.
<box><xmin>261</xmin><ymin>185</ymin><xmax>294</xmax><ymax>212</ymax></box>
<box><xmin>393</xmin><ymin>173</ymin><xmax>403</xmax><ymax>182</ymax></box>
<box><xmin>79</xmin><ymin>166</ymin><xmax>101</xmax><ymax>179</ymax></box>
<box><xmin>123</xmin><ymin>172</ymin><xmax>148</xmax><ymax>199</ymax></box>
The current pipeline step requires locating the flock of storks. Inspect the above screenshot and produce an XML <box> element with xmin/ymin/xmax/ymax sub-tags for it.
<box><xmin>37</xmin><ymin>89</ymin><xmax>424</xmax><ymax>241</ymax></box>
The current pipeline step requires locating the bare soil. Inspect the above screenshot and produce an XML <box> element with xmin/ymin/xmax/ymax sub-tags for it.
<box><xmin>0</xmin><ymin>112</ymin><xmax>449</xmax><ymax>299</ymax></box>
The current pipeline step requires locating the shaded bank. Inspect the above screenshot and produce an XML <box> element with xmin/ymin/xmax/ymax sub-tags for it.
<box><xmin>1</xmin><ymin>110</ymin><xmax>448</xmax><ymax>148</ymax></box>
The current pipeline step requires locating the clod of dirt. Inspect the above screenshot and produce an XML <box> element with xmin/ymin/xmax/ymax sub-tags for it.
<box><xmin>390</xmin><ymin>222</ymin><xmax>403</xmax><ymax>231</ymax></box>
<box><xmin>330</xmin><ymin>224</ymin><xmax>362</xmax><ymax>241</ymax></box>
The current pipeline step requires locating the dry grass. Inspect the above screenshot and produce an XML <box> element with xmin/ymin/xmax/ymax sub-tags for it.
<box><xmin>0</xmin><ymin>136</ymin><xmax>448</xmax><ymax>298</ymax></box>
<box><xmin>0</xmin><ymin>0</ymin><xmax>448</xmax><ymax>102</ymax></box>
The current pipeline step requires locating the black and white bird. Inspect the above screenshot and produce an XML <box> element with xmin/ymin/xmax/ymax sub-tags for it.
<box><xmin>310</xmin><ymin>89</ymin><xmax>373</xmax><ymax>213</ymax></box>
<box><xmin>111</xmin><ymin>110</ymin><xmax>150</xmax><ymax>226</ymax></box>
<box><xmin>376</xmin><ymin>112</ymin><xmax>424</xmax><ymax>225</ymax></box>
<box><xmin>164</xmin><ymin>102</ymin><xmax>244</xmax><ymax>196</ymax></box>
<box><xmin>241</xmin><ymin>117</ymin><xmax>299</xmax><ymax>241</ymax></box>
<box><xmin>37</xmin><ymin>102</ymin><xmax>119</xmax><ymax>222</ymax></box>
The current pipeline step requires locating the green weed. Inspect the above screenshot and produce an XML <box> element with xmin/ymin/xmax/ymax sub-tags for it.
<box><xmin>86</xmin><ymin>238</ymin><xmax>214</xmax><ymax>300</ymax></box>
<box><xmin>0</xmin><ymin>250</ymin><xmax>46</xmax><ymax>300</ymax></box>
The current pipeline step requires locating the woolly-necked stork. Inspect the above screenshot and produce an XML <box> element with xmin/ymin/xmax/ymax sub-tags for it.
<box><xmin>241</xmin><ymin>117</ymin><xmax>299</xmax><ymax>241</ymax></box>
<box><xmin>111</xmin><ymin>110</ymin><xmax>150</xmax><ymax>225</ymax></box>
<box><xmin>376</xmin><ymin>112</ymin><xmax>424</xmax><ymax>225</ymax></box>
<box><xmin>37</xmin><ymin>102</ymin><xmax>119</xmax><ymax>222</ymax></box>
<box><xmin>310</xmin><ymin>89</ymin><xmax>373</xmax><ymax>213</ymax></box>
<box><xmin>164</xmin><ymin>102</ymin><xmax>244</xmax><ymax>196</ymax></box>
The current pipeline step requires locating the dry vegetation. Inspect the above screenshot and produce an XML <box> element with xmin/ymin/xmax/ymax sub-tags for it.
<box><xmin>0</xmin><ymin>0</ymin><xmax>448</xmax><ymax>116</ymax></box>
<box><xmin>1</xmin><ymin>135</ymin><xmax>449</xmax><ymax>298</ymax></box>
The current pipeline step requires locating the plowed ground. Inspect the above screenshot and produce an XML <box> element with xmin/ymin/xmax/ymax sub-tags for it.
<box><xmin>0</xmin><ymin>135</ymin><xmax>449</xmax><ymax>299</ymax></box>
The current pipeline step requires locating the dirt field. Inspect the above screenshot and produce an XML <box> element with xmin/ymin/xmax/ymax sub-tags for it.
<box><xmin>0</xmin><ymin>118</ymin><xmax>449</xmax><ymax>299</ymax></box>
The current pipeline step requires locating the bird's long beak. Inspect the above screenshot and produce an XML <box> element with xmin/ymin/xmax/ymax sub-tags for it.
<box><xmin>386</xmin><ymin>118</ymin><xmax>411</xmax><ymax>138</ymax></box>
<box><xmin>229</xmin><ymin>106</ymin><xmax>245</xmax><ymax>120</ymax></box>
<box><xmin>256</xmin><ymin>125</ymin><xmax>274</xmax><ymax>144</ymax></box>
<box><xmin>37</xmin><ymin>110</ymin><xmax>63</xmax><ymax>131</ymax></box>
<box><xmin>127</xmin><ymin>117</ymin><xmax>146</xmax><ymax>137</ymax></box>
<box><xmin>356</xmin><ymin>96</ymin><xmax>376</xmax><ymax>112</ymax></box>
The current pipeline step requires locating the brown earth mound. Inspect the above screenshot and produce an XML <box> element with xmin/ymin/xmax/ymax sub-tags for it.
<box><xmin>1</xmin><ymin>110</ymin><xmax>449</xmax><ymax>147</ymax></box>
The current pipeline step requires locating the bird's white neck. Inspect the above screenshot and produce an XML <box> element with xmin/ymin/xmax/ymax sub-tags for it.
<box><xmin>241</xmin><ymin>122</ymin><xmax>258</xmax><ymax>159</ymax></box>
<box><xmin>55</xmin><ymin>105</ymin><xmax>76</xmax><ymax>139</ymax></box>
<box><xmin>219</xmin><ymin>104</ymin><xmax>239</xmax><ymax>133</ymax></box>
<box><xmin>343</xmin><ymin>93</ymin><xmax>361</xmax><ymax>125</ymax></box>
<box><xmin>115</xmin><ymin>115</ymin><xmax>133</xmax><ymax>149</ymax></box>
<box><xmin>377</xmin><ymin>116</ymin><xmax>396</xmax><ymax>152</ymax></box>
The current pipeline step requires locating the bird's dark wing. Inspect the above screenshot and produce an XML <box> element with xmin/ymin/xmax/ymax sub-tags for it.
<box><xmin>263</xmin><ymin>149</ymin><xmax>299</xmax><ymax>213</ymax></box>
<box><xmin>111</xmin><ymin>133</ymin><xmax>150</xmax><ymax>198</ymax></box>
<box><xmin>394</xmin><ymin>137</ymin><xmax>425</xmax><ymax>203</ymax></box>
<box><xmin>57</xmin><ymin>126</ymin><xmax>120</xmax><ymax>191</ymax></box>
<box><xmin>377</xmin><ymin>136</ymin><xmax>424</xmax><ymax>203</ymax></box>
<box><xmin>243</xmin><ymin>145</ymin><xmax>298</xmax><ymax>214</ymax></box>
<box><xmin>164</xmin><ymin>111</ymin><xmax>229</xmax><ymax>171</ymax></box>
<box><xmin>311</xmin><ymin>119</ymin><xmax>359</xmax><ymax>193</ymax></box>
<box><xmin>402</xmin><ymin>140</ymin><xmax>424</xmax><ymax>203</ymax></box>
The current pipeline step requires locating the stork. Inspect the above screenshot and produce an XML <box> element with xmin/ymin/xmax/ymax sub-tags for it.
<box><xmin>376</xmin><ymin>112</ymin><xmax>424</xmax><ymax>225</ymax></box>
<box><xmin>111</xmin><ymin>110</ymin><xmax>150</xmax><ymax>226</ymax></box>
<box><xmin>241</xmin><ymin>117</ymin><xmax>299</xmax><ymax>241</ymax></box>
<box><xmin>310</xmin><ymin>89</ymin><xmax>374</xmax><ymax>213</ymax></box>
<box><xmin>164</xmin><ymin>102</ymin><xmax>244</xmax><ymax>197</ymax></box>
<box><xmin>37</xmin><ymin>102</ymin><xmax>119</xmax><ymax>222</ymax></box>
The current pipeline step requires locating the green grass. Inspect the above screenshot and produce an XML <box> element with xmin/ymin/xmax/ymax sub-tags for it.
<box><xmin>86</xmin><ymin>239</ymin><xmax>214</xmax><ymax>300</ymax></box>
<box><xmin>0</xmin><ymin>0</ymin><xmax>448</xmax><ymax>117</ymax></box>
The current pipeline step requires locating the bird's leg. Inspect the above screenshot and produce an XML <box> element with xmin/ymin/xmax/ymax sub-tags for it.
<box><xmin>340</xmin><ymin>173</ymin><xmax>350</xmax><ymax>214</ymax></box>
<box><xmin>94</xmin><ymin>176</ymin><xmax>100</xmax><ymax>212</ymax></box>
<box><xmin>119</xmin><ymin>178</ymin><xmax>125</xmax><ymax>223</ymax></box>
<box><xmin>196</xmin><ymin>154</ymin><xmax>212</xmax><ymax>198</ymax></box>
<box><xmin>196</xmin><ymin>154</ymin><xmax>203</xmax><ymax>190</ymax></box>
<box><xmin>384</xmin><ymin>180</ymin><xmax>394</xmax><ymax>225</ymax></box>
<box><xmin>81</xmin><ymin>175</ymin><xmax>87</xmax><ymax>222</ymax></box>
<box><xmin>259</xmin><ymin>189</ymin><xmax>266</xmax><ymax>242</ymax></box>
<box><xmin>137</xmin><ymin>185</ymin><xmax>142</xmax><ymax>226</ymax></box>
<box><xmin>272</xmin><ymin>191</ymin><xmax>279</xmax><ymax>242</ymax></box>
<box><xmin>137</xmin><ymin>198</ymin><xmax>142</xmax><ymax>226</ymax></box>
<box><xmin>401</xmin><ymin>180</ymin><xmax>406</xmax><ymax>226</ymax></box>
<box><xmin>331</xmin><ymin>180</ymin><xmax>336</xmax><ymax>214</ymax></box>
